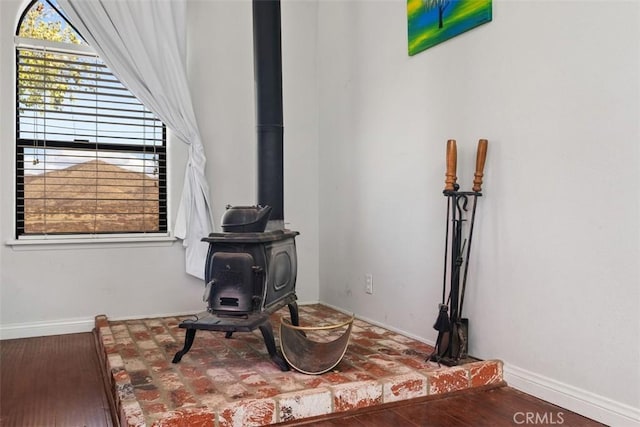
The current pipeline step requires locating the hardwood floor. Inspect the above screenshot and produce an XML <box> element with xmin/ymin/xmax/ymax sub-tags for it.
<box><xmin>0</xmin><ymin>333</ymin><xmax>603</xmax><ymax>427</ymax></box>
<box><xmin>0</xmin><ymin>333</ymin><xmax>114</xmax><ymax>427</ymax></box>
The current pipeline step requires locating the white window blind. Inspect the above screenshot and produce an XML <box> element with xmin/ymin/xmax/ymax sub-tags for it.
<box><xmin>16</xmin><ymin>45</ymin><xmax>167</xmax><ymax>236</ymax></box>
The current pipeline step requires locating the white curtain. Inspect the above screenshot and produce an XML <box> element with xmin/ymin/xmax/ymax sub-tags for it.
<box><xmin>58</xmin><ymin>0</ymin><xmax>214</xmax><ymax>279</ymax></box>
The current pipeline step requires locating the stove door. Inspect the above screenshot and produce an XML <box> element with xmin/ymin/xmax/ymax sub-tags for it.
<box><xmin>208</xmin><ymin>252</ymin><xmax>257</xmax><ymax>314</ymax></box>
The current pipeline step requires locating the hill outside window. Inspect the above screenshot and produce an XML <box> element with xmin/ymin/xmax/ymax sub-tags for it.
<box><xmin>15</xmin><ymin>0</ymin><xmax>167</xmax><ymax>237</ymax></box>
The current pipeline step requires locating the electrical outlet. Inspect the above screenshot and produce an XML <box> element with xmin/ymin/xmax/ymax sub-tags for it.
<box><xmin>365</xmin><ymin>274</ymin><xmax>373</xmax><ymax>294</ymax></box>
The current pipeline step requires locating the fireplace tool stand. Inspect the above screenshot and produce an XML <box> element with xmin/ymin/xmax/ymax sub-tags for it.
<box><xmin>429</xmin><ymin>139</ymin><xmax>488</xmax><ymax>366</ymax></box>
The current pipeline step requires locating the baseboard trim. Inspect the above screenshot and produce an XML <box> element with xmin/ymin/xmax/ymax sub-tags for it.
<box><xmin>504</xmin><ymin>364</ymin><xmax>640</xmax><ymax>427</ymax></box>
<box><xmin>316</xmin><ymin>301</ymin><xmax>436</xmax><ymax>347</ymax></box>
<box><xmin>0</xmin><ymin>317</ymin><xmax>95</xmax><ymax>340</ymax></box>
<box><xmin>0</xmin><ymin>310</ymin><xmax>199</xmax><ymax>340</ymax></box>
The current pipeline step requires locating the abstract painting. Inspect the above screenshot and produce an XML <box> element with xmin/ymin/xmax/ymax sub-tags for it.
<box><xmin>408</xmin><ymin>0</ymin><xmax>492</xmax><ymax>56</ymax></box>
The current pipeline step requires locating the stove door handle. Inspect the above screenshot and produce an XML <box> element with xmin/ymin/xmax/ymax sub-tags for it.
<box><xmin>203</xmin><ymin>279</ymin><xmax>215</xmax><ymax>303</ymax></box>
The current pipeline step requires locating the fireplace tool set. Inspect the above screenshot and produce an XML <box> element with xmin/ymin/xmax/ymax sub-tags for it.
<box><xmin>429</xmin><ymin>139</ymin><xmax>488</xmax><ymax>366</ymax></box>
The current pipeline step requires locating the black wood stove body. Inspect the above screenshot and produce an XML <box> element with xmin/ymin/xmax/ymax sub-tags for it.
<box><xmin>172</xmin><ymin>226</ymin><xmax>300</xmax><ymax>371</ymax></box>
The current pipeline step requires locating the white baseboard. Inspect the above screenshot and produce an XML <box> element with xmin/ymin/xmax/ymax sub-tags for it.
<box><xmin>0</xmin><ymin>317</ymin><xmax>95</xmax><ymax>340</ymax></box>
<box><xmin>0</xmin><ymin>303</ymin><xmax>346</xmax><ymax>341</ymax></box>
<box><xmin>0</xmin><ymin>310</ymin><xmax>199</xmax><ymax>340</ymax></box>
<box><xmin>316</xmin><ymin>301</ymin><xmax>436</xmax><ymax>347</ymax></box>
<box><xmin>504</xmin><ymin>364</ymin><xmax>640</xmax><ymax>427</ymax></box>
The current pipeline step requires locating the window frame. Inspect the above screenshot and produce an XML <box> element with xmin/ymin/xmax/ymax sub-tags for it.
<box><xmin>13</xmin><ymin>2</ymin><xmax>169</xmax><ymax>241</ymax></box>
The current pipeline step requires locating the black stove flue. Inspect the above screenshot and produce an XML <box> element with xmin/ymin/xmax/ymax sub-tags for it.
<box><xmin>254</xmin><ymin>0</ymin><xmax>284</xmax><ymax>229</ymax></box>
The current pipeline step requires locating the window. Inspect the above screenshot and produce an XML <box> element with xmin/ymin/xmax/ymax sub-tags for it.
<box><xmin>15</xmin><ymin>0</ymin><xmax>167</xmax><ymax>237</ymax></box>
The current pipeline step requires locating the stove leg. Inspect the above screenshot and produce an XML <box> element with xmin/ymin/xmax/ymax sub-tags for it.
<box><xmin>288</xmin><ymin>301</ymin><xmax>300</xmax><ymax>326</ymax></box>
<box><xmin>287</xmin><ymin>301</ymin><xmax>306</xmax><ymax>337</ymax></box>
<box><xmin>225</xmin><ymin>332</ymin><xmax>233</xmax><ymax>339</ymax></box>
<box><xmin>258</xmin><ymin>321</ymin><xmax>289</xmax><ymax>371</ymax></box>
<box><xmin>172</xmin><ymin>329</ymin><xmax>196</xmax><ymax>363</ymax></box>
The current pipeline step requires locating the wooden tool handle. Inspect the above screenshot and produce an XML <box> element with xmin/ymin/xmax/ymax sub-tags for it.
<box><xmin>472</xmin><ymin>139</ymin><xmax>488</xmax><ymax>192</ymax></box>
<box><xmin>444</xmin><ymin>139</ymin><xmax>457</xmax><ymax>191</ymax></box>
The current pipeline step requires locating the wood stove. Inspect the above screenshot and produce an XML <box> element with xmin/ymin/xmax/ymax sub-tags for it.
<box><xmin>172</xmin><ymin>0</ymin><xmax>300</xmax><ymax>370</ymax></box>
<box><xmin>171</xmin><ymin>218</ymin><xmax>300</xmax><ymax>371</ymax></box>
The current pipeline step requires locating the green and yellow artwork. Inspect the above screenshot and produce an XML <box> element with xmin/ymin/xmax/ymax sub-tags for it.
<box><xmin>408</xmin><ymin>0</ymin><xmax>492</xmax><ymax>56</ymax></box>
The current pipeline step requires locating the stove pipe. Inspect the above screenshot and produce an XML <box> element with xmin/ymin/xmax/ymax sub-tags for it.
<box><xmin>253</xmin><ymin>0</ymin><xmax>284</xmax><ymax>229</ymax></box>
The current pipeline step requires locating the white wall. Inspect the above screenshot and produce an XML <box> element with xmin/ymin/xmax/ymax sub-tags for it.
<box><xmin>317</xmin><ymin>0</ymin><xmax>639</xmax><ymax>425</ymax></box>
<box><xmin>0</xmin><ymin>0</ymin><xmax>320</xmax><ymax>337</ymax></box>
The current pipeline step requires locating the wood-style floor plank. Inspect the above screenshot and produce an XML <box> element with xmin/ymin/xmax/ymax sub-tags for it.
<box><xmin>0</xmin><ymin>333</ymin><xmax>114</xmax><ymax>427</ymax></box>
<box><xmin>464</xmin><ymin>387</ymin><xmax>595</xmax><ymax>427</ymax></box>
<box><xmin>391</xmin><ymin>397</ymin><xmax>475</xmax><ymax>427</ymax></box>
<box><xmin>351</xmin><ymin>409</ymin><xmax>422</xmax><ymax>427</ymax></box>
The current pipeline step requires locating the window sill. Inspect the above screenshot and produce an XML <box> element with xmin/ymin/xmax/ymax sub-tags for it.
<box><xmin>5</xmin><ymin>234</ymin><xmax>178</xmax><ymax>251</ymax></box>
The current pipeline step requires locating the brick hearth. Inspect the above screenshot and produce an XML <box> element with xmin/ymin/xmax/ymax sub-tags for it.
<box><xmin>94</xmin><ymin>304</ymin><xmax>503</xmax><ymax>426</ymax></box>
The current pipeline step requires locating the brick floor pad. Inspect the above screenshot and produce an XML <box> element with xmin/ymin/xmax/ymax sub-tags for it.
<box><xmin>95</xmin><ymin>304</ymin><xmax>503</xmax><ymax>427</ymax></box>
